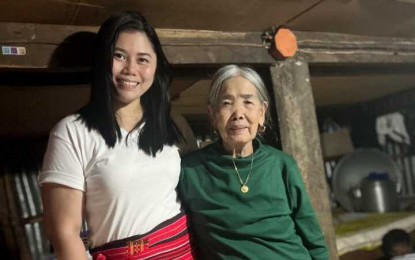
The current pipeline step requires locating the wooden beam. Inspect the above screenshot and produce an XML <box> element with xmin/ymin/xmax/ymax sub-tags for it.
<box><xmin>0</xmin><ymin>23</ymin><xmax>97</xmax><ymax>70</ymax></box>
<box><xmin>2</xmin><ymin>22</ymin><xmax>415</xmax><ymax>70</ymax></box>
<box><xmin>270</xmin><ymin>59</ymin><xmax>338</xmax><ymax>260</ymax></box>
<box><xmin>294</xmin><ymin>31</ymin><xmax>415</xmax><ymax>64</ymax></box>
<box><xmin>0</xmin><ymin>22</ymin><xmax>273</xmax><ymax>70</ymax></box>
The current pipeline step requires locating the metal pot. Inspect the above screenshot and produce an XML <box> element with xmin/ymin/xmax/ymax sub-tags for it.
<box><xmin>360</xmin><ymin>179</ymin><xmax>399</xmax><ymax>213</ymax></box>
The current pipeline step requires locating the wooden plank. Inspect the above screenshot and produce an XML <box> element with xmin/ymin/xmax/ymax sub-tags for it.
<box><xmin>0</xmin><ymin>23</ymin><xmax>96</xmax><ymax>70</ymax></box>
<box><xmin>296</xmin><ymin>31</ymin><xmax>415</xmax><ymax>52</ymax></box>
<box><xmin>163</xmin><ymin>45</ymin><xmax>272</xmax><ymax>64</ymax></box>
<box><xmin>294</xmin><ymin>31</ymin><xmax>415</xmax><ymax>63</ymax></box>
<box><xmin>270</xmin><ymin>59</ymin><xmax>339</xmax><ymax>259</ymax></box>
<box><xmin>0</xmin><ymin>22</ymin><xmax>272</xmax><ymax>69</ymax></box>
<box><xmin>2</xmin><ymin>22</ymin><xmax>415</xmax><ymax>70</ymax></box>
<box><xmin>0</xmin><ymin>22</ymin><xmax>96</xmax><ymax>44</ymax></box>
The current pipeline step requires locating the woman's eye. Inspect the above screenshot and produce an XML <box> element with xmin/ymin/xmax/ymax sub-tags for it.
<box><xmin>138</xmin><ymin>58</ymin><xmax>149</xmax><ymax>64</ymax></box>
<box><xmin>113</xmin><ymin>53</ymin><xmax>125</xmax><ymax>60</ymax></box>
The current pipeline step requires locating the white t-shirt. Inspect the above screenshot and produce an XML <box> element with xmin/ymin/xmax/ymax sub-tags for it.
<box><xmin>39</xmin><ymin>115</ymin><xmax>182</xmax><ymax>248</ymax></box>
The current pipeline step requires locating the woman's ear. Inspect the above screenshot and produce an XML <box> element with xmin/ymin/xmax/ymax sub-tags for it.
<box><xmin>262</xmin><ymin>101</ymin><xmax>269</xmax><ymax>112</ymax></box>
<box><xmin>259</xmin><ymin>101</ymin><xmax>268</xmax><ymax>125</ymax></box>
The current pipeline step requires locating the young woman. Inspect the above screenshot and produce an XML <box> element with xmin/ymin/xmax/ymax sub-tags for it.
<box><xmin>39</xmin><ymin>11</ymin><xmax>193</xmax><ymax>260</ymax></box>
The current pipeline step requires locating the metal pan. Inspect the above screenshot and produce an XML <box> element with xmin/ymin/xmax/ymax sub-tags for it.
<box><xmin>332</xmin><ymin>148</ymin><xmax>401</xmax><ymax>212</ymax></box>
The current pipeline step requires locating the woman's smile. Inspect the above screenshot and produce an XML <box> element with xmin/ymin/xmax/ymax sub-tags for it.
<box><xmin>116</xmin><ymin>78</ymin><xmax>139</xmax><ymax>89</ymax></box>
<box><xmin>228</xmin><ymin>125</ymin><xmax>248</xmax><ymax>135</ymax></box>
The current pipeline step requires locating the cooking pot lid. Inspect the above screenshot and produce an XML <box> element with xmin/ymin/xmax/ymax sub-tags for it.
<box><xmin>332</xmin><ymin>148</ymin><xmax>401</xmax><ymax>212</ymax></box>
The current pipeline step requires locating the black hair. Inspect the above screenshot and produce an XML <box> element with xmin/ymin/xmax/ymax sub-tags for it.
<box><xmin>78</xmin><ymin>11</ymin><xmax>182</xmax><ymax>156</ymax></box>
<box><xmin>381</xmin><ymin>229</ymin><xmax>412</xmax><ymax>259</ymax></box>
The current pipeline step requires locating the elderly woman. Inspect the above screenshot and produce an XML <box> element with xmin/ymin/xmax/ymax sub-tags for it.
<box><xmin>178</xmin><ymin>65</ymin><xmax>328</xmax><ymax>259</ymax></box>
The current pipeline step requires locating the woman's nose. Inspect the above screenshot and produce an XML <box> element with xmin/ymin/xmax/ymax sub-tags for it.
<box><xmin>124</xmin><ymin>60</ymin><xmax>137</xmax><ymax>75</ymax></box>
<box><xmin>231</xmin><ymin>105</ymin><xmax>244</xmax><ymax>120</ymax></box>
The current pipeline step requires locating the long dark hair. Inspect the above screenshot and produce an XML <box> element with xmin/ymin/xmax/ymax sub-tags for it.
<box><xmin>79</xmin><ymin>11</ymin><xmax>182</xmax><ymax>156</ymax></box>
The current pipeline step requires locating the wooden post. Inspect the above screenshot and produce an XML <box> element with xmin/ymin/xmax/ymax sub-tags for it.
<box><xmin>270</xmin><ymin>59</ymin><xmax>338</xmax><ymax>259</ymax></box>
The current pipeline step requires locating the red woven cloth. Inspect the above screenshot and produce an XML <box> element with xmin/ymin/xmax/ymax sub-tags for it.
<box><xmin>90</xmin><ymin>213</ymin><xmax>194</xmax><ymax>260</ymax></box>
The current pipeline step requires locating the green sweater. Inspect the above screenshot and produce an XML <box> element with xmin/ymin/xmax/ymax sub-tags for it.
<box><xmin>179</xmin><ymin>139</ymin><xmax>328</xmax><ymax>260</ymax></box>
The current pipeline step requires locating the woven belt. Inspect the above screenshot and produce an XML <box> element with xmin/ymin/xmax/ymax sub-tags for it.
<box><xmin>90</xmin><ymin>213</ymin><xmax>194</xmax><ymax>260</ymax></box>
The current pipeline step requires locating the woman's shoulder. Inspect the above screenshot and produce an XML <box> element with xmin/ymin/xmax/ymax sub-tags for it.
<box><xmin>181</xmin><ymin>142</ymin><xmax>216</xmax><ymax>164</ymax></box>
<box><xmin>182</xmin><ymin>144</ymin><xmax>208</xmax><ymax>158</ymax></box>
<box><xmin>50</xmin><ymin>114</ymin><xmax>87</xmax><ymax>136</ymax></box>
<box><xmin>260</xmin><ymin>142</ymin><xmax>297</xmax><ymax>166</ymax></box>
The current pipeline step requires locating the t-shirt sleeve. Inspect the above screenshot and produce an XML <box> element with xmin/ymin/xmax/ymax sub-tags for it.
<box><xmin>286</xmin><ymin>160</ymin><xmax>329</xmax><ymax>260</ymax></box>
<box><xmin>38</xmin><ymin>121</ymin><xmax>85</xmax><ymax>191</ymax></box>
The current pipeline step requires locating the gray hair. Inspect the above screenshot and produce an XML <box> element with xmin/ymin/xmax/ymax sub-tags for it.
<box><xmin>208</xmin><ymin>65</ymin><xmax>270</xmax><ymax>115</ymax></box>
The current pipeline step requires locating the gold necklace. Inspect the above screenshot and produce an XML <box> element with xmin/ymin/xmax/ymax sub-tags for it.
<box><xmin>231</xmin><ymin>154</ymin><xmax>254</xmax><ymax>193</ymax></box>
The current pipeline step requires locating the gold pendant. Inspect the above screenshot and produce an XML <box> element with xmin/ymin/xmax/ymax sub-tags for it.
<box><xmin>241</xmin><ymin>185</ymin><xmax>249</xmax><ymax>193</ymax></box>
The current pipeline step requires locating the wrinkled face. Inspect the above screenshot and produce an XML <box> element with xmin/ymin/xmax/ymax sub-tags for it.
<box><xmin>209</xmin><ymin>76</ymin><xmax>267</xmax><ymax>153</ymax></box>
<box><xmin>111</xmin><ymin>31</ymin><xmax>157</xmax><ymax>106</ymax></box>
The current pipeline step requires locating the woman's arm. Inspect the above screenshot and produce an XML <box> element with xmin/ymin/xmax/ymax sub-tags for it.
<box><xmin>42</xmin><ymin>183</ymin><xmax>88</xmax><ymax>260</ymax></box>
<box><xmin>286</xmin><ymin>162</ymin><xmax>329</xmax><ymax>260</ymax></box>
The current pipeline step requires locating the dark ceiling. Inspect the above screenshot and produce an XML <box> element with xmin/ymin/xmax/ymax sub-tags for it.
<box><xmin>1</xmin><ymin>0</ymin><xmax>415</xmax><ymax>37</ymax></box>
